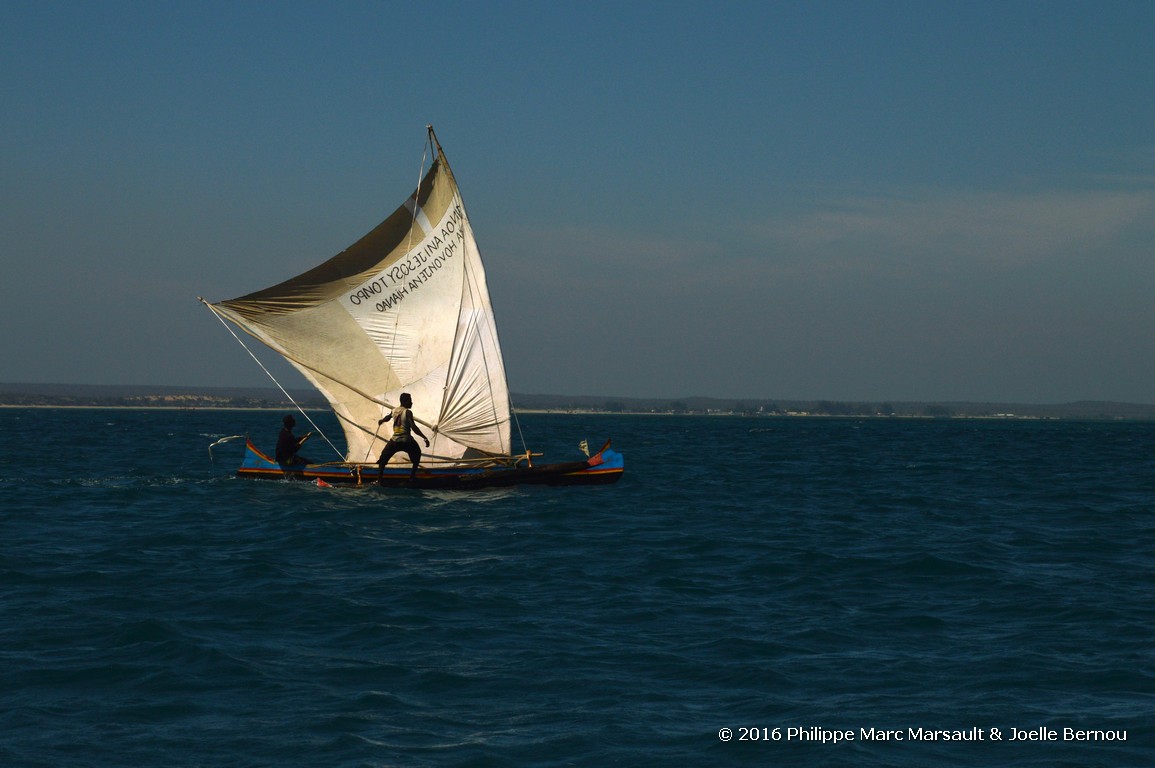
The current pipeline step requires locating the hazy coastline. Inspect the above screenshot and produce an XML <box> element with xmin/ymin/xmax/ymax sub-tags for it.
<box><xmin>3</xmin><ymin>383</ymin><xmax>1154</xmax><ymax>420</ymax></box>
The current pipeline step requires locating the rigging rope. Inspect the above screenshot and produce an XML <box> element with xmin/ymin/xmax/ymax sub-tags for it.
<box><xmin>199</xmin><ymin>298</ymin><xmax>344</xmax><ymax>461</ymax></box>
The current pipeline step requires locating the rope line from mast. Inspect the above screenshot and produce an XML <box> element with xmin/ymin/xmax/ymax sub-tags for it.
<box><xmin>199</xmin><ymin>298</ymin><xmax>343</xmax><ymax>461</ymax></box>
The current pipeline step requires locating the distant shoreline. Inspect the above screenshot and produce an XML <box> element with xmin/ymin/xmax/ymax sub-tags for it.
<box><xmin>2</xmin><ymin>403</ymin><xmax>1153</xmax><ymax>422</ymax></box>
<box><xmin>2</xmin><ymin>383</ymin><xmax>1154</xmax><ymax>420</ymax></box>
<box><xmin>0</xmin><ymin>404</ymin><xmax>293</xmax><ymax>411</ymax></box>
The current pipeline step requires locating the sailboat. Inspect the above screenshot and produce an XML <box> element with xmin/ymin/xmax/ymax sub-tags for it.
<box><xmin>200</xmin><ymin>126</ymin><xmax>623</xmax><ymax>488</ymax></box>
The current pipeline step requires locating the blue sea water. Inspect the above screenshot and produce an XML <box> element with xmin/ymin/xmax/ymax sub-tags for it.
<box><xmin>2</xmin><ymin>408</ymin><xmax>1153</xmax><ymax>767</ymax></box>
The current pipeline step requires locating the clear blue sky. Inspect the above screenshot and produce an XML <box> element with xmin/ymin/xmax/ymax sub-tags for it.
<box><xmin>3</xmin><ymin>1</ymin><xmax>1153</xmax><ymax>403</ymax></box>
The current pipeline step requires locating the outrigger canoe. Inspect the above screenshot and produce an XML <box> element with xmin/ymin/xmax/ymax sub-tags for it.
<box><xmin>201</xmin><ymin>125</ymin><xmax>624</xmax><ymax>490</ymax></box>
<box><xmin>237</xmin><ymin>437</ymin><xmax>624</xmax><ymax>489</ymax></box>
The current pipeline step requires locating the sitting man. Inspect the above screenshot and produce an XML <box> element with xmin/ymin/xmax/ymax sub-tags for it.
<box><xmin>275</xmin><ymin>414</ymin><xmax>311</xmax><ymax>466</ymax></box>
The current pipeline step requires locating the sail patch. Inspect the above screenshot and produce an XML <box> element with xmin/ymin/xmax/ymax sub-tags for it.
<box><xmin>404</xmin><ymin>196</ymin><xmax>435</xmax><ymax>233</ymax></box>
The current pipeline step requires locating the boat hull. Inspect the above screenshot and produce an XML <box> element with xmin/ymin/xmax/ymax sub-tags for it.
<box><xmin>236</xmin><ymin>438</ymin><xmax>624</xmax><ymax>488</ymax></box>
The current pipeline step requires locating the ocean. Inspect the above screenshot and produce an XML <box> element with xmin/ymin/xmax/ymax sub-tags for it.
<box><xmin>2</xmin><ymin>407</ymin><xmax>1152</xmax><ymax>767</ymax></box>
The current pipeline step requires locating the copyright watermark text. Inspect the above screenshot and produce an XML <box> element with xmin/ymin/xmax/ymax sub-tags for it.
<box><xmin>718</xmin><ymin>726</ymin><xmax>1127</xmax><ymax>744</ymax></box>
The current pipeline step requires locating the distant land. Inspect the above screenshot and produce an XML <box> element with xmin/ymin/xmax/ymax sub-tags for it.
<box><xmin>2</xmin><ymin>382</ymin><xmax>1155</xmax><ymax>420</ymax></box>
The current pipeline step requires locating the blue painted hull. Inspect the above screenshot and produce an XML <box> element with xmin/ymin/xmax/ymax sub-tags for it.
<box><xmin>238</xmin><ymin>439</ymin><xmax>624</xmax><ymax>488</ymax></box>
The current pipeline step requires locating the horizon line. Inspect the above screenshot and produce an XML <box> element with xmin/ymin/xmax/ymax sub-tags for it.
<box><xmin>0</xmin><ymin>381</ymin><xmax>1152</xmax><ymax>409</ymax></box>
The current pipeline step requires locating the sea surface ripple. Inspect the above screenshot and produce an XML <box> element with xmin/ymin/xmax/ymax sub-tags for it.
<box><xmin>1</xmin><ymin>409</ymin><xmax>1153</xmax><ymax>766</ymax></box>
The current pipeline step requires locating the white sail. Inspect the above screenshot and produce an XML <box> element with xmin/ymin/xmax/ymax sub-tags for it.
<box><xmin>206</xmin><ymin>129</ymin><xmax>511</xmax><ymax>465</ymax></box>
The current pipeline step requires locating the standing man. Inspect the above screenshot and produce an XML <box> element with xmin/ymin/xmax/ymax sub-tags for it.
<box><xmin>376</xmin><ymin>393</ymin><xmax>430</xmax><ymax>483</ymax></box>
